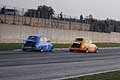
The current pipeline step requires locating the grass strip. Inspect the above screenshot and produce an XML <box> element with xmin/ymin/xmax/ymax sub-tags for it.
<box><xmin>0</xmin><ymin>43</ymin><xmax>22</xmax><ymax>51</ymax></box>
<box><xmin>0</xmin><ymin>43</ymin><xmax>120</xmax><ymax>51</ymax></box>
<box><xmin>65</xmin><ymin>71</ymin><xmax>120</xmax><ymax>80</ymax></box>
<box><xmin>95</xmin><ymin>43</ymin><xmax>120</xmax><ymax>47</ymax></box>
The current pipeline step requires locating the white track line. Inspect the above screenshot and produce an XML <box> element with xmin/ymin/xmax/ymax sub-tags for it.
<box><xmin>54</xmin><ymin>69</ymin><xmax>120</xmax><ymax>80</ymax></box>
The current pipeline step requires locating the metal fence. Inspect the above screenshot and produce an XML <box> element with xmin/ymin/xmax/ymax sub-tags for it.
<box><xmin>0</xmin><ymin>5</ymin><xmax>81</xmax><ymax>21</ymax></box>
<box><xmin>0</xmin><ymin>5</ymin><xmax>90</xmax><ymax>31</ymax></box>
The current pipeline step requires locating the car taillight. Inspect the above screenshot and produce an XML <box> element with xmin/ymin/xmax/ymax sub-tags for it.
<box><xmin>81</xmin><ymin>45</ymin><xmax>84</xmax><ymax>48</ymax></box>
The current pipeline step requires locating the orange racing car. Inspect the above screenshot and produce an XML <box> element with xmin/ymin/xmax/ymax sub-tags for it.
<box><xmin>69</xmin><ymin>38</ymin><xmax>98</xmax><ymax>53</ymax></box>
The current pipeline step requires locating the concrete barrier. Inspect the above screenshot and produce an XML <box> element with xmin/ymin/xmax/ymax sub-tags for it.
<box><xmin>0</xmin><ymin>24</ymin><xmax>120</xmax><ymax>43</ymax></box>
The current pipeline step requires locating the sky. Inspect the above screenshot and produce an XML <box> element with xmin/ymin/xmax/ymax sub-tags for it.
<box><xmin>0</xmin><ymin>0</ymin><xmax>120</xmax><ymax>20</ymax></box>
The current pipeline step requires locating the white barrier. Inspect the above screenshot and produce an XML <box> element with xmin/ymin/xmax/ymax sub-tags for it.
<box><xmin>0</xmin><ymin>24</ymin><xmax>120</xmax><ymax>43</ymax></box>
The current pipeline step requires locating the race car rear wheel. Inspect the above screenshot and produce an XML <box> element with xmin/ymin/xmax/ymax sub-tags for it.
<box><xmin>40</xmin><ymin>47</ymin><xmax>44</xmax><ymax>52</ymax></box>
<box><xmin>86</xmin><ymin>49</ymin><xmax>89</xmax><ymax>53</ymax></box>
<box><xmin>22</xmin><ymin>48</ymin><xmax>27</xmax><ymax>51</ymax></box>
<box><xmin>40</xmin><ymin>49</ymin><xmax>44</xmax><ymax>52</ymax></box>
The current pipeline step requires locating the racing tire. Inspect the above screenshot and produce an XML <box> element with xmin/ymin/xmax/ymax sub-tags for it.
<box><xmin>40</xmin><ymin>49</ymin><xmax>44</xmax><ymax>52</ymax></box>
<box><xmin>69</xmin><ymin>49</ymin><xmax>74</xmax><ymax>52</ymax></box>
<box><xmin>86</xmin><ymin>49</ymin><xmax>89</xmax><ymax>53</ymax></box>
<box><xmin>49</xmin><ymin>47</ymin><xmax>54</xmax><ymax>52</ymax></box>
<box><xmin>22</xmin><ymin>48</ymin><xmax>27</xmax><ymax>51</ymax></box>
<box><xmin>95</xmin><ymin>48</ymin><xmax>99</xmax><ymax>53</ymax></box>
<box><xmin>39</xmin><ymin>47</ymin><xmax>44</xmax><ymax>52</ymax></box>
<box><xmin>49</xmin><ymin>49</ymin><xmax>53</xmax><ymax>52</ymax></box>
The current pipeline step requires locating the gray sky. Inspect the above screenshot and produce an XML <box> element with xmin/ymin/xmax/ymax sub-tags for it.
<box><xmin>0</xmin><ymin>0</ymin><xmax>120</xmax><ymax>20</ymax></box>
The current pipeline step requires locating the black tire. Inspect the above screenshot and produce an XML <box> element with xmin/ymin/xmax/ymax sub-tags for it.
<box><xmin>86</xmin><ymin>49</ymin><xmax>89</xmax><ymax>53</ymax></box>
<box><xmin>95</xmin><ymin>48</ymin><xmax>99</xmax><ymax>53</ymax></box>
<box><xmin>49</xmin><ymin>49</ymin><xmax>53</xmax><ymax>52</ymax></box>
<box><xmin>40</xmin><ymin>47</ymin><xmax>44</xmax><ymax>52</ymax></box>
<box><xmin>49</xmin><ymin>47</ymin><xmax>54</xmax><ymax>52</ymax></box>
<box><xmin>69</xmin><ymin>49</ymin><xmax>73</xmax><ymax>52</ymax></box>
<box><xmin>22</xmin><ymin>48</ymin><xmax>27</xmax><ymax>51</ymax></box>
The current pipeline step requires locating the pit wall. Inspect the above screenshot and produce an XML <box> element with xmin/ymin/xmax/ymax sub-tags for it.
<box><xmin>0</xmin><ymin>24</ymin><xmax>120</xmax><ymax>43</ymax></box>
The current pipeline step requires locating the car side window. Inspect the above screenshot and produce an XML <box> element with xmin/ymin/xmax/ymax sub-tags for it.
<box><xmin>40</xmin><ymin>37</ymin><xmax>48</xmax><ymax>42</ymax></box>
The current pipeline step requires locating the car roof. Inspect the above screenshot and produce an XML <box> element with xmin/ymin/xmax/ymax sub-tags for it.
<box><xmin>73</xmin><ymin>42</ymin><xmax>81</xmax><ymax>44</ymax></box>
<box><xmin>28</xmin><ymin>34</ymin><xmax>47</xmax><ymax>37</ymax></box>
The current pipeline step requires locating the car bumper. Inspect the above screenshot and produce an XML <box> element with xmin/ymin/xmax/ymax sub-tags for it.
<box><xmin>69</xmin><ymin>47</ymin><xmax>86</xmax><ymax>51</ymax></box>
<box><xmin>69</xmin><ymin>47</ymin><xmax>97</xmax><ymax>53</ymax></box>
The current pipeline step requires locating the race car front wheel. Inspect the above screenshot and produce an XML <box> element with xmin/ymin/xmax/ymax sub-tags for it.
<box><xmin>69</xmin><ymin>49</ymin><xmax>74</xmax><ymax>52</ymax></box>
<box><xmin>95</xmin><ymin>48</ymin><xmax>99</xmax><ymax>53</ymax></box>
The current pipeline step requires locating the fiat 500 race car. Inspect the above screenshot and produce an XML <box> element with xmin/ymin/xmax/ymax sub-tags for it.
<box><xmin>69</xmin><ymin>38</ymin><xmax>98</xmax><ymax>53</ymax></box>
<box><xmin>22</xmin><ymin>35</ymin><xmax>54</xmax><ymax>52</ymax></box>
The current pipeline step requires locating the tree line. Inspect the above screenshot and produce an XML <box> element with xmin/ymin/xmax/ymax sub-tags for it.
<box><xmin>24</xmin><ymin>5</ymin><xmax>54</xmax><ymax>19</ymax></box>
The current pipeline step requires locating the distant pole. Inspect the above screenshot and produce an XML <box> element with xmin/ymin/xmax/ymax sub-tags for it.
<box><xmin>22</xmin><ymin>8</ymin><xmax>24</xmax><ymax>25</ymax></box>
<box><xmin>29</xmin><ymin>11</ymin><xmax>32</xmax><ymax>26</ymax></box>
<box><xmin>13</xmin><ymin>0</ymin><xmax>15</xmax><ymax>24</ymax></box>
<box><xmin>13</xmin><ymin>7</ymin><xmax>16</xmax><ymax>24</ymax></box>
<box><xmin>69</xmin><ymin>16</ymin><xmax>71</xmax><ymax>30</ymax></box>
<box><xmin>37</xmin><ymin>11</ymin><xmax>40</xmax><ymax>27</ymax></box>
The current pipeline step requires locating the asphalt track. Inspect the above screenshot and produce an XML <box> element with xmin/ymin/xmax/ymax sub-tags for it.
<box><xmin>0</xmin><ymin>48</ymin><xmax>120</xmax><ymax>80</ymax></box>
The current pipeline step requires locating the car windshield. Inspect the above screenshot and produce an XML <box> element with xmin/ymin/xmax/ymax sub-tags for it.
<box><xmin>28</xmin><ymin>36</ymin><xmax>37</xmax><ymax>39</ymax></box>
<box><xmin>28</xmin><ymin>36</ymin><xmax>39</xmax><ymax>41</ymax></box>
<box><xmin>24</xmin><ymin>41</ymin><xmax>36</xmax><ymax>47</ymax></box>
<box><xmin>71</xmin><ymin>43</ymin><xmax>81</xmax><ymax>48</ymax></box>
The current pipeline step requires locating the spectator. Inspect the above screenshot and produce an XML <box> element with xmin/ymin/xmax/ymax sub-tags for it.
<box><xmin>80</xmin><ymin>14</ymin><xmax>83</xmax><ymax>23</ymax></box>
<box><xmin>60</xmin><ymin>12</ymin><xmax>63</xmax><ymax>20</ymax></box>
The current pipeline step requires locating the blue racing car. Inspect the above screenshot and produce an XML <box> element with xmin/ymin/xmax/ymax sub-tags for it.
<box><xmin>22</xmin><ymin>35</ymin><xmax>54</xmax><ymax>52</ymax></box>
